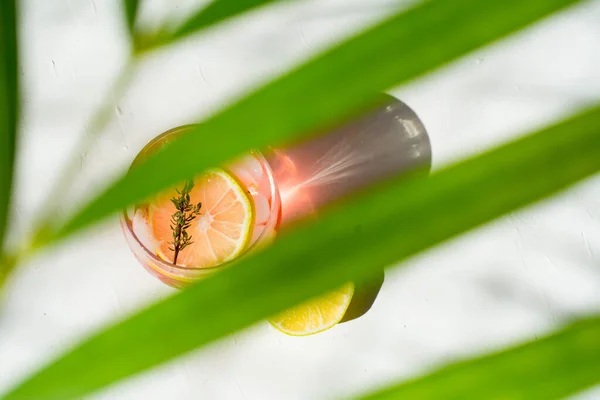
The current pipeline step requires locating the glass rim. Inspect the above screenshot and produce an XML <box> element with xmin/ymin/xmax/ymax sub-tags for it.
<box><xmin>120</xmin><ymin>125</ymin><xmax>280</xmax><ymax>272</ymax></box>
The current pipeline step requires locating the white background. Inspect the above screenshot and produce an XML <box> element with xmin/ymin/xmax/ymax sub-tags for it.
<box><xmin>1</xmin><ymin>0</ymin><xmax>600</xmax><ymax>399</ymax></box>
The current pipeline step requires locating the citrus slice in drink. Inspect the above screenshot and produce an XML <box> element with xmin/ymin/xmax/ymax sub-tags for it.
<box><xmin>269</xmin><ymin>283</ymin><xmax>354</xmax><ymax>336</ymax></box>
<box><xmin>149</xmin><ymin>169</ymin><xmax>254</xmax><ymax>268</ymax></box>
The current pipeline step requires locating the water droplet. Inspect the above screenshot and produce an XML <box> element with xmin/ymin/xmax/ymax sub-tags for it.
<box><xmin>123</xmin><ymin>145</ymin><xmax>129</xmax><ymax>150</ymax></box>
<box><xmin>410</xmin><ymin>147</ymin><xmax>421</xmax><ymax>158</ymax></box>
<box><xmin>385</xmin><ymin>105</ymin><xmax>393</xmax><ymax>112</ymax></box>
<box><xmin>476</xmin><ymin>58</ymin><xmax>484</xmax><ymax>65</ymax></box>
<box><xmin>116</xmin><ymin>106</ymin><xmax>123</xmax><ymax>116</ymax></box>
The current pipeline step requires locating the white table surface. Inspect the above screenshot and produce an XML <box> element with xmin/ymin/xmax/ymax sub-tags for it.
<box><xmin>1</xmin><ymin>0</ymin><xmax>600</xmax><ymax>399</ymax></box>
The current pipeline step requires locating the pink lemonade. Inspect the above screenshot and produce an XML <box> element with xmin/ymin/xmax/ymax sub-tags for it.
<box><xmin>121</xmin><ymin>127</ymin><xmax>281</xmax><ymax>288</ymax></box>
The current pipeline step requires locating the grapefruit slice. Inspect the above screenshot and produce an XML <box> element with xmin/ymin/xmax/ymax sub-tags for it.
<box><xmin>150</xmin><ymin>169</ymin><xmax>254</xmax><ymax>268</ymax></box>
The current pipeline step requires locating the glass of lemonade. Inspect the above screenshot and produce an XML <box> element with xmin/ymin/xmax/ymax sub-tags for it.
<box><xmin>121</xmin><ymin>126</ymin><xmax>281</xmax><ymax>288</ymax></box>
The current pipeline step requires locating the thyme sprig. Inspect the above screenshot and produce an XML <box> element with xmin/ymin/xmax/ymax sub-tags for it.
<box><xmin>168</xmin><ymin>180</ymin><xmax>202</xmax><ymax>264</ymax></box>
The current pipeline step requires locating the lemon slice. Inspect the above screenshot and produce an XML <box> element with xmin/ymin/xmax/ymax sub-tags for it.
<box><xmin>269</xmin><ymin>283</ymin><xmax>354</xmax><ymax>336</ymax></box>
<box><xmin>150</xmin><ymin>169</ymin><xmax>254</xmax><ymax>268</ymax></box>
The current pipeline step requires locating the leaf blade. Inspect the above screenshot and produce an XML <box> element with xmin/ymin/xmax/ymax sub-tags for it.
<box><xmin>122</xmin><ymin>0</ymin><xmax>139</xmax><ymax>35</ymax></box>
<box><xmin>53</xmin><ymin>0</ymin><xmax>584</xmax><ymax>243</ymax></box>
<box><xmin>360</xmin><ymin>316</ymin><xmax>600</xmax><ymax>400</ymax></box>
<box><xmin>5</xmin><ymin>106</ymin><xmax>600</xmax><ymax>399</ymax></box>
<box><xmin>136</xmin><ymin>0</ymin><xmax>287</xmax><ymax>53</ymax></box>
<box><xmin>0</xmin><ymin>0</ymin><xmax>18</xmax><ymax>252</ymax></box>
<box><xmin>173</xmin><ymin>0</ymin><xmax>282</xmax><ymax>42</ymax></box>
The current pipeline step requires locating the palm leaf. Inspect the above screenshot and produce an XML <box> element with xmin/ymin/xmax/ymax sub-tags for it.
<box><xmin>172</xmin><ymin>0</ymin><xmax>284</xmax><ymax>45</ymax></box>
<box><xmin>136</xmin><ymin>0</ymin><xmax>287</xmax><ymax>52</ymax></box>
<box><xmin>361</xmin><ymin>316</ymin><xmax>600</xmax><ymax>399</ymax></box>
<box><xmin>0</xmin><ymin>0</ymin><xmax>18</xmax><ymax>254</ymax></box>
<box><xmin>122</xmin><ymin>0</ymin><xmax>139</xmax><ymax>36</ymax></box>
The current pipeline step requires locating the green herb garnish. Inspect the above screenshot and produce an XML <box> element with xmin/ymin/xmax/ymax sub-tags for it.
<box><xmin>168</xmin><ymin>180</ymin><xmax>202</xmax><ymax>264</ymax></box>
